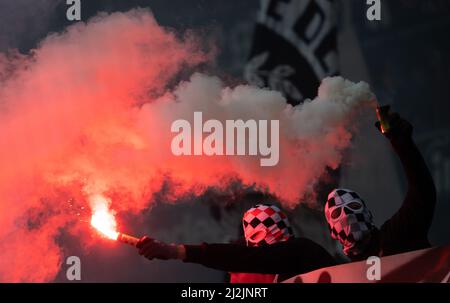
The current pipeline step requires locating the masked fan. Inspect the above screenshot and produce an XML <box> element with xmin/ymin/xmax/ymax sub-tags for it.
<box><xmin>324</xmin><ymin>111</ymin><xmax>436</xmax><ymax>261</ymax></box>
<box><xmin>230</xmin><ymin>204</ymin><xmax>294</xmax><ymax>282</ymax></box>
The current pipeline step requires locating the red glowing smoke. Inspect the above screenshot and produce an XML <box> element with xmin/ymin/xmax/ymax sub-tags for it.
<box><xmin>0</xmin><ymin>9</ymin><xmax>208</xmax><ymax>282</ymax></box>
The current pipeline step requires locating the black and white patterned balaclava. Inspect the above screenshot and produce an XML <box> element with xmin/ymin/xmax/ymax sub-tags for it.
<box><xmin>242</xmin><ymin>204</ymin><xmax>294</xmax><ymax>247</ymax></box>
<box><xmin>324</xmin><ymin>189</ymin><xmax>375</xmax><ymax>257</ymax></box>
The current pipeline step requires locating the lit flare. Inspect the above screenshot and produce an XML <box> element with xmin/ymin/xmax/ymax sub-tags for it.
<box><xmin>89</xmin><ymin>194</ymin><xmax>139</xmax><ymax>246</ymax></box>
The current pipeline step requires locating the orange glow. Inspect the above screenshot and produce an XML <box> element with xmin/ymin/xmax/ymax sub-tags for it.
<box><xmin>89</xmin><ymin>195</ymin><xmax>119</xmax><ymax>240</ymax></box>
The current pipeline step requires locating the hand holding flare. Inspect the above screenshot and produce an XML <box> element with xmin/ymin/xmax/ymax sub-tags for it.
<box><xmin>137</xmin><ymin>236</ymin><xmax>186</xmax><ymax>260</ymax></box>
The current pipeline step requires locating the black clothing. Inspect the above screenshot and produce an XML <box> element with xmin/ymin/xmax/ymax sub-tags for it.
<box><xmin>184</xmin><ymin>237</ymin><xmax>336</xmax><ymax>277</ymax></box>
<box><xmin>355</xmin><ymin>136</ymin><xmax>437</xmax><ymax>261</ymax></box>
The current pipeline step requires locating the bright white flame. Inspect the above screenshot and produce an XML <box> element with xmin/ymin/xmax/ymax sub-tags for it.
<box><xmin>89</xmin><ymin>194</ymin><xmax>119</xmax><ymax>240</ymax></box>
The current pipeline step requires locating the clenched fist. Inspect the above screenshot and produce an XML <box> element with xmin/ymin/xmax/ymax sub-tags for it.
<box><xmin>137</xmin><ymin>236</ymin><xmax>181</xmax><ymax>261</ymax></box>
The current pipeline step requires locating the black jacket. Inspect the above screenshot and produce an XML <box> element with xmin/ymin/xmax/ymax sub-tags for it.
<box><xmin>183</xmin><ymin>237</ymin><xmax>336</xmax><ymax>278</ymax></box>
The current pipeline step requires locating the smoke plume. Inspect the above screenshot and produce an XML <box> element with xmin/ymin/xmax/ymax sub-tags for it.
<box><xmin>0</xmin><ymin>9</ymin><xmax>374</xmax><ymax>281</ymax></box>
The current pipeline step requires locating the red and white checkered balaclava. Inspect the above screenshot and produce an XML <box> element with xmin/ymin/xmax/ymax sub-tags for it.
<box><xmin>242</xmin><ymin>204</ymin><xmax>294</xmax><ymax>247</ymax></box>
<box><xmin>324</xmin><ymin>188</ymin><xmax>375</xmax><ymax>256</ymax></box>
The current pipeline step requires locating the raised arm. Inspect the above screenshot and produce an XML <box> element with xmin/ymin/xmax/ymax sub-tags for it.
<box><xmin>376</xmin><ymin>112</ymin><xmax>437</xmax><ymax>244</ymax></box>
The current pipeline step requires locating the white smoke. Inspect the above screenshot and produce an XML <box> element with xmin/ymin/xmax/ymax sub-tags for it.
<box><xmin>137</xmin><ymin>73</ymin><xmax>376</xmax><ymax>207</ymax></box>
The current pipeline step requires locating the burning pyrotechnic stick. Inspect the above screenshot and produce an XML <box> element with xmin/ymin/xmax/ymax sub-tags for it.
<box><xmin>91</xmin><ymin>211</ymin><xmax>141</xmax><ymax>247</ymax></box>
<box><xmin>89</xmin><ymin>194</ymin><xmax>140</xmax><ymax>247</ymax></box>
<box><xmin>117</xmin><ymin>232</ymin><xmax>140</xmax><ymax>246</ymax></box>
<box><xmin>376</xmin><ymin>105</ymin><xmax>391</xmax><ymax>134</ymax></box>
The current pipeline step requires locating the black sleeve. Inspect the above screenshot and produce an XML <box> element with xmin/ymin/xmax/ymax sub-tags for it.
<box><xmin>182</xmin><ymin>238</ymin><xmax>336</xmax><ymax>275</ymax></box>
<box><xmin>381</xmin><ymin>136</ymin><xmax>437</xmax><ymax>252</ymax></box>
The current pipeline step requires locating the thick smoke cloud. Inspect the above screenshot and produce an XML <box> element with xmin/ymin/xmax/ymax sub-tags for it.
<box><xmin>138</xmin><ymin>74</ymin><xmax>375</xmax><ymax>206</ymax></box>
<box><xmin>0</xmin><ymin>9</ymin><xmax>374</xmax><ymax>281</ymax></box>
<box><xmin>0</xmin><ymin>9</ymin><xmax>208</xmax><ymax>282</ymax></box>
